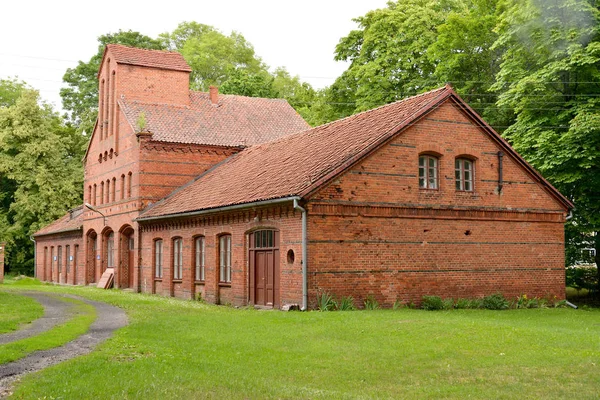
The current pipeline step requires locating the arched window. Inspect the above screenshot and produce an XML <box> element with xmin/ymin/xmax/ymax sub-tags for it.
<box><xmin>154</xmin><ymin>239</ymin><xmax>163</xmax><ymax>278</ymax></box>
<box><xmin>173</xmin><ymin>238</ymin><xmax>183</xmax><ymax>280</ymax></box>
<box><xmin>111</xmin><ymin>177</ymin><xmax>116</xmax><ymax>202</ymax></box>
<box><xmin>88</xmin><ymin>185</ymin><xmax>92</xmax><ymax>204</ymax></box>
<box><xmin>100</xmin><ymin>182</ymin><xmax>104</xmax><ymax>205</ymax></box>
<box><xmin>219</xmin><ymin>235</ymin><xmax>232</xmax><ymax>283</ymax></box>
<box><xmin>93</xmin><ymin>184</ymin><xmax>97</xmax><ymax>206</ymax></box>
<box><xmin>127</xmin><ymin>172</ymin><xmax>133</xmax><ymax>198</ymax></box>
<box><xmin>194</xmin><ymin>236</ymin><xmax>205</xmax><ymax>281</ymax></box>
<box><xmin>455</xmin><ymin>158</ymin><xmax>474</xmax><ymax>191</ymax></box>
<box><xmin>419</xmin><ymin>155</ymin><xmax>439</xmax><ymax>190</ymax></box>
<box><xmin>106</xmin><ymin>179</ymin><xmax>110</xmax><ymax>203</ymax></box>
<box><xmin>120</xmin><ymin>174</ymin><xmax>126</xmax><ymax>200</ymax></box>
<box><xmin>107</xmin><ymin>232</ymin><xmax>115</xmax><ymax>268</ymax></box>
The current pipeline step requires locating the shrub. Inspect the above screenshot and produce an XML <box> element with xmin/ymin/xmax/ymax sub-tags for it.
<box><xmin>566</xmin><ymin>265</ymin><xmax>598</xmax><ymax>294</ymax></box>
<box><xmin>482</xmin><ymin>293</ymin><xmax>509</xmax><ymax>310</ymax></box>
<box><xmin>392</xmin><ymin>300</ymin><xmax>404</xmax><ymax>310</ymax></box>
<box><xmin>316</xmin><ymin>292</ymin><xmax>337</xmax><ymax>311</ymax></box>
<box><xmin>421</xmin><ymin>296</ymin><xmax>444</xmax><ymax>310</ymax></box>
<box><xmin>338</xmin><ymin>296</ymin><xmax>356</xmax><ymax>311</ymax></box>
<box><xmin>454</xmin><ymin>298</ymin><xmax>472</xmax><ymax>309</ymax></box>
<box><xmin>442</xmin><ymin>298</ymin><xmax>455</xmax><ymax>310</ymax></box>
<box><xmin>363</xmin><ymin>295</ymin><xmax>379</xmax><ymax>310</ymax></box>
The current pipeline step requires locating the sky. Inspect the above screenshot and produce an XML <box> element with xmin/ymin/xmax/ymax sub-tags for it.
<box><xmin>0</xmin><ymin>0</ymin><xmax>389</xmax><ymax>112</ymax></box>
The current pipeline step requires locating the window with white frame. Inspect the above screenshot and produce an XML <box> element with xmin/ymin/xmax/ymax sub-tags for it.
<box><xmin>219</xmin><ymin>235</ymin><xmax>232</xmax><ymax>283</ymax></box>
<box><xmin>154</xmin><ymin>239</ymin><xmax>163</xmax><ymax>278</ymax></box>
<box><xmin>195</xmin><ymin>237</ymin><xmax>205</xmax><ymax>281</ymax></box>
<box><xmin>419</xmin><ymin>155</ymin><xmax>439</xmax><ymax>189</ymax></box>
<box><xmin>455</xmin><ymin>158</ymin><xmax>474</xmax><ymax>191</ymax></box>
<box><xmin>173</xmin><ymin>238</ymin><xmax>183</xmax><ymax>280</ymax></box>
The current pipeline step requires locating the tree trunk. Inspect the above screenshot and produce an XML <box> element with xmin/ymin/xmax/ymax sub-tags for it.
<box><xmin>595</xmin><ymin>232</ymin><xmax>600</xmax><ymax>298</ymax></box>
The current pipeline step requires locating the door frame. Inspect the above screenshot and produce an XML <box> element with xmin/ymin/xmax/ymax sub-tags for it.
<box><xmin>248</xmin><ymin>229</ymin><xmax>280</xmax><ymax>308</ymax></box>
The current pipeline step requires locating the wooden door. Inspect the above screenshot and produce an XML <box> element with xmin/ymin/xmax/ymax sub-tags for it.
<box><xmin>249</xmin><ymin>230</ymin><xmax>279</xmax><ymax>307</ymax></box>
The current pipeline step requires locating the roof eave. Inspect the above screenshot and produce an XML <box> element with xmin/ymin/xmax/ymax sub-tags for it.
<box><xmin>33</xmin><ymin>226</ymin><xmax>83</xmax><ymax>238</ymax></box>
<box><xmin>136</xmin><ymin>196</ymin><xmax>302</xmax><ymax>223</ymax></box>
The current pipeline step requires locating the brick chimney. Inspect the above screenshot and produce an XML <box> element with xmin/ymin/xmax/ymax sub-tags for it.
<box><xmin>209</xmin><ymin>86</ymin><xmax>219</xmax><ymax>105</ymax></box>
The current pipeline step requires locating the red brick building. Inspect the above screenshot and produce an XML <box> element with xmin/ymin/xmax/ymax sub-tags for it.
<box><xmin>33</xmin><ymin>45</ymin><xmax>573</xmax><ymax>309</ymax></box>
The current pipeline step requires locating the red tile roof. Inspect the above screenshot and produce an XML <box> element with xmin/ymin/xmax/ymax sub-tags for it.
<box><xmin>120</xmin><ymin>92</ymin><xmax>310</xmax><ymax>147</ymax></box>
<box><xmin>139</xmin><ymin>87</ymin><xmax>454</xmax><ymax>219</ymax></box>
<box><xmin>103</xmin><ymin>44</ymin><xmax>192</xmax><ymax>73</ymax></box>
<box><xmin>34</xmin><ymin>206</ymin><xmax>84</xmax><ymax>237</ymax></box>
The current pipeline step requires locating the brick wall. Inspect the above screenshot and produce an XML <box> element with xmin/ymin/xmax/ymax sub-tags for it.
<box><xmin>35</xmin><ymin>232</ymin><xmax>84</xmax><ymax>285</ymax></box>
<box><xmin>307</xmin><ymin>100</ymin><xmax>567</xmax><ymax>307</ymax></box>
<box><xmin>139</xmin><ymin>205</ymin><xmax>304</xmax><ymax>307</ymax></box>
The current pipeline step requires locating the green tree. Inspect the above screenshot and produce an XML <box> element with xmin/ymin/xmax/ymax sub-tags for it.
<box><xmin>0</xmin><ymin>89</ymin><xmax>84</xmax><ymax>274</ymax></box>
<box><xmin>492</xmin><ymin>0</ymin><xmax>600</xmax><ymax>288</ymax></box>
<box><xmin>160</xmin><ymin>21</ymin><xmax>266</xmax><ymax>91</ymax></box>
<box><xmin>61</xmin><ymin>30</ymin><xmax>165</xmax><ymax>131</ymax></box>
<box><xmin>330</xmin><ymin>0</ymin><xmax>463</xmax><ymax>118</ymax></box>
<box><xmin>0</xmin><ymin>78</ymin><xmax>27</xmax><ymax>108</ymax></box>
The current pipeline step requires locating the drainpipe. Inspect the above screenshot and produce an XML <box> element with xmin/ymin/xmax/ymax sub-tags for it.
<box><xmin>29</xmin><ymin>236</ymin><xmax>36</xmax><ymax>278</ymax></box>
<box><xmin>293</xmin><ymin>198</ymin><xmax>308</xmax><ymax>311</ymax></box>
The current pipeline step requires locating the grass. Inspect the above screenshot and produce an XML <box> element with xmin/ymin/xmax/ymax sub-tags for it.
<box><xmin>2</xmin><ymin>281</ymin><xmax>600</xmax><ymax>399</ymax></box>
<box><xmin>0</xmin><ymin>291</ymin><xmax>44</xmax><ymax>334</ymax></box>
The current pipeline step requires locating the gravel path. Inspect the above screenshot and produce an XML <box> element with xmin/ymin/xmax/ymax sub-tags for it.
<box><xmin>0</xmin><ymin>292</ymin><xmax>75</xmax><ymax>345</ymax></box>
<box><xmin>0</xmin><ymin>292</ymin><xmax>128</xmax><ymax>398</ymax></box>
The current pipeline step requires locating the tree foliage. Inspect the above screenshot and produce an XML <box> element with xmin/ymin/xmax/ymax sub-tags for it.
<box><xmin>160</xmin><ymin>22</ymin><xmax>266</xmax><ymax>91</ymax></box>
<box><xmin>491</xmin><ymin>0</ymin><xmax>600</xmax><ymax>278</ymax></box>
<box><xmin>0</xmin><ymin>88</ymin><xmax>85</xmax><ymax>274</ymax></box>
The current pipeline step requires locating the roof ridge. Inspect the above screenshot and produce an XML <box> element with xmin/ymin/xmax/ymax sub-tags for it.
<box><xmin>106</xmin><ymin>43</ymin><xmax>184</xmax><ymax>56</ymax></box>
<box><xmin>189</xmin><ymin>91</ymin><xmax>288</xmax><ymax>102</ymax></box>
<box><xmin>122</xmin><ymin>99</ymin><xmax>191</xmax><ymax>110</ymax></box>
<box><xmin>238</xmin><ymin>86</ymin><xmax>449</xmax><ymax>151</ymax></box>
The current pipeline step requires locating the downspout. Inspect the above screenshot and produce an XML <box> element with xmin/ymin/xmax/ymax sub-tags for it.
<box><xmin>293</xmin><ymin>198</ymin><xmax>308</xmax><ymax>311</ymax></box>
<box><xmin>29</xmin><ymin>236</ymin><xmax>36</xmax><ymax>279</ymax></box>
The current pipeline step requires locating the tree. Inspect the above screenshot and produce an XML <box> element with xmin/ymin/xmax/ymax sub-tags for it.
<box><xmin>491</xmin><ymin>0</ymin><xmax>600</xmax><ymax>291</ymax></box>
<box><xmin>329</xmin><ymin>0</ymin><xmax>463</xmax><ymax>119</ymax></box>
<box><xmin>160</xmin><ymin>21</ymin><xmax>266</xmax><ymax>91</ymax></box>
<box><xmin>0</xmin><ymin>89</ymin><xmax>84</xmax><ymax>274</ymax></box>
<box><xmin>61</xmin><ymin>30</ymin><xmax>165</xmax><ymax>131</ymax></box>
<box><xmin>0</xmin><ymin>78</ymin><xmax>27</xmax><ymax>108</ymax></box>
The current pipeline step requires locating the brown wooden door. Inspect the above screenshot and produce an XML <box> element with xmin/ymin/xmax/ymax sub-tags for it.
<box><xmin>128</xmin><ymin>238</ymin><xmax>134</xmax><ymax>288</ymax></box>
<box><xmin>249</xmin><ymin>230</ymin><xmax>279</xmax><ymax>307</ymax></box>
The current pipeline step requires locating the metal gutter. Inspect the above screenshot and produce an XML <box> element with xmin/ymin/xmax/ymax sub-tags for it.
<box><xmin>293</xmin><ymin>199</ymin><xmax>308</xmax><ymax>311</ymax></box>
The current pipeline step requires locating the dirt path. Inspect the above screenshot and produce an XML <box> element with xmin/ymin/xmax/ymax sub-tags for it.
<box><xmin>0</xmin><ymin>292</ymin><xmax>75</xmax><ymax>345</ymax></box>
<box><xmin>0</xmin><ymin>292</ymin><xmax>128</xmax><ymax>398</ymax></box>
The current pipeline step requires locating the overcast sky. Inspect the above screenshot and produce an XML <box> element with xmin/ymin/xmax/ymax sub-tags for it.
<box><xmin>0</xmin><ymin>0</ymin><xmax>389</xmax><ymax>112</ymax></box>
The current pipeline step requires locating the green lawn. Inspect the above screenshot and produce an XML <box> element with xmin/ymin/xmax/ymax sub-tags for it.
<box><xmin>2</xmin><ymin>282</ymin><xmax>600</xmax><ymax>399</ymax></box>
<box><xmin>0</xmin><ymin>291</ymin><xmax>43</xmax><ymax>334</ymax></box>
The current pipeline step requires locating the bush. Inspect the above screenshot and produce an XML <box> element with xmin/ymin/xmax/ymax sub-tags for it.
<box><xmin>316</xmin><ymin>292</ymin><xmax>337</xmax><ymax>311</ymax></box>
<box><xmin>421</xmin><ymin>296</ymin><xmax>444</xmax><ymax>310</ymax></box>
<box><xmin>454</xmin><ymin>298</ymin><xmax>472</xmax><ymax>309</ymax></box>
<box><xmin>482</xmin><ymin>293</ymin><xmax>509</xmax><ymax>310</ymax></box>
<box><xmin>566</xmin><ymin>265</ymin><xmax>598</xmax><ymax>294</ymax></box>
<box><xmin>338</xmin><ymin>296</ymin><xmax>356</xmax><ymax>311</ymax></box>
<box><xmin>363</xmin><ymin>295</ymin><xmax>379</xmax><ymax>310</ymax></box>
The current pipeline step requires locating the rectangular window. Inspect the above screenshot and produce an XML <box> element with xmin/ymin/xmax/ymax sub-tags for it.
<box><xmin>66</xmin><ymin>245</ymin><xmax>71</xmax><ymax>274</ymax></box>
<box><xmin>419</xmin><ymin>155</ymin><xmax>438</xmax><ymax>189</ymax></box>
<box><xmin>154</xmin><ymin>240</ymin><xmax>163</xmax><ymax>278</ymax></box>
<box><xmin>455</xmin><ymin>158</ymin><xmax>474</xmax><ymax>191</ymax></box>
<box><xmin>57</xmin><ymin>246</ymin><xmax>62</xmax><ymax>273</ymax></box>
<box><xmin>219</xmin><ymin>235</ymin><xmax>232</xmax><ymax>283</ymax></box>
<box><xmin>107</xmin><ymin>233</ymin><xmax>114</xmax><ymax>268</ymax></box>
<box><xmin>173</xmin><ymin>238</ymin><xmax>183</xmax><ymax>280</ymax></box>
<box><xmin>195</xmin><ymin>237</ymin><xmax>205</xmax><ymax>281</ymax></box>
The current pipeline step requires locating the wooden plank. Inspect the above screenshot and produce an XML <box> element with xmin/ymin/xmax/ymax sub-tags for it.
<box><xmin>97</xmin><ymin>268</ymin><xmax>114</xmax><ymax>289</ymax></box>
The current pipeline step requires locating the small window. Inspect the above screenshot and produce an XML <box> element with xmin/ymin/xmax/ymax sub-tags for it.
<box><xmin>66</xmin><ymin>245</ymin><xmax>71</xmax><ymax>274</ymax></box>
<box><xmin>106</xmin><ymin>180</ymin><xmax>110</xmax><ymax>203</ymax></box>
<box><xmin>254</xmin><ymin>230</ymin><xmax>274</xmax><ymax>248</ymax></box>
<box><xmin>100</xmin><ymin>182</ymin><xmax>104</xmax><ymax>205</ymax></box>
<box><xmin>455</xmin><ymin>158</ymin><xmax>474</xmax><ymax>191</ymax></box>
<box><xmin>57</xmin><ymin>246</ymin><xmax>62</xmax><ymax>273</ymax></box>
<box><xmin>419</xmin><ymin>155</ymin><xmax>439</xmax><ymax>190</ymax></box>
<box><xmin>88</xmin><ymin>185</ymin><xmax>92</xmax><ymax>203</ymax></box>
<box><xmin>127</xmin><ymin>172</ymin><xmax>133</xmax><ymax>198</ymax></box>
<box><xmin>93</xmin><ymin>184</ymin><xmax>97</xmax><ymax>206</ymax></box>
<box><xmin>173</xmin><ymin>238</ymin><xmax>183</xmax><ymax>280</ymax></box>
<box><xmin>154</xmin><ymin>240</ymin><xmax>163</xmax><ymax>278</ymax></box>
<box><xmin>219</xmin><ymin>235</ymin><xmax>232</xmax><ymax>283</ymax></box>
<box><xmin>112</xmin><ymin>177</ymin><xmax>116</xmax><ymax>202</ymax></box>
<box><xmin>195</xmin><ymin>237</ymin><xmax>205</xmax><ymax>281</ymax></box>
<box><xmin>120</xmin><ymin>174</ymin><xmax>125</xmax><ymax>200</ymax></box>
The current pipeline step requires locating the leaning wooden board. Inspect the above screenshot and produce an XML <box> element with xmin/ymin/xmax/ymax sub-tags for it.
<box><xmin>97</xmin><ymin>268</ymin><xmax>114</xmax><ymax>289</ymax></box>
